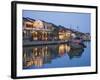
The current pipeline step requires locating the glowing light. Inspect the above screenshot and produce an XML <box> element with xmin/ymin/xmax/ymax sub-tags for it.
<box><xmin>59</xmin><ymin>45</ymin><xmax>65</xmax><ymax>55</ymax></box>
<box><xmin>33</xmin><ymin>20</ymin><xmax>44</xmax><ymax>29</ymax></box>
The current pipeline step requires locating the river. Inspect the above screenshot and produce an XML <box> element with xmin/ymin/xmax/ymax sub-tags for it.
<box><xmin>23</xmin><ymin>42</ymin><xmax>91</xmax><ymax>69</ymax></box>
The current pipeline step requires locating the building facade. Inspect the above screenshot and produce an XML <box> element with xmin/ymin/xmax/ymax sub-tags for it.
<box><xmin>23</xmin><ymin>17</ymin><xmax>83</xmax><ymax>41</ymax></box>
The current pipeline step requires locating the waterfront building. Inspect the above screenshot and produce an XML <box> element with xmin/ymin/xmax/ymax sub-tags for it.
<box><xmin>23</xmin><ymin>17</ymin><xmax>89</xmax><ymax>41</ymax></box>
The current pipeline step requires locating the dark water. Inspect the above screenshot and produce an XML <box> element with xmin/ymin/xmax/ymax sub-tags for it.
<box><xmin>23</xmin><ymin>42</ymin><xmax>91</xmax><ymax>69</ymax></box>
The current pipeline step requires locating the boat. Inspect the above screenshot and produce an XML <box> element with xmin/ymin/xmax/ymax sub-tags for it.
<box><xmin>68</xmin><ymin>37</ymin><xmax>86</xmax><ymax>49</ymax></box>
<box><xmin>68</xmin><ymin>43</ymin><xmax>85</xmax><ymax>49</ymax></box>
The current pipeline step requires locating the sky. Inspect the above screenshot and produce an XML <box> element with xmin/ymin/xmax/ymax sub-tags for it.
<box><xmin>23</xmin><ymin>10</ymin><xmax>91</xmax><ymax>33</ymax></box>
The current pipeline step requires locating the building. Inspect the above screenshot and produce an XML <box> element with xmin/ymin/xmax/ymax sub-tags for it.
<box><xmin>23</xmin><ymin>17</ymin><xmax>88</xmax><ymax>41</ymax></box>
<box><xmin>23</xmin><ymin>17</ymin><xmax>56</xmax><ymax>41</ymax></box>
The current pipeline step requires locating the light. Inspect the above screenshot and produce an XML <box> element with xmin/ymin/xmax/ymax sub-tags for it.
<box><xmin>59</xmin><ymin>35</ymin><xmax>64</xmax><ymax>40</ymax></box>
<box><xmin>33</xmin><ymin>20</ymin><xmax>44</xmax><ymax>29</ymax></box>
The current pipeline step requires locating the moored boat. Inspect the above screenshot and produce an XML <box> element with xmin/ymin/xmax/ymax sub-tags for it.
<box><xmin>68</xmin><ymin>37</ymin><xmax>86</xmax><ymax>49</ymax></box>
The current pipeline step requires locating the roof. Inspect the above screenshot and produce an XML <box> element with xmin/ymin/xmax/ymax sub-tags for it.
<box><xmin>23</xmin><ymin>17</ymin><xmax>85</xmax><ymax>34</ymax></box>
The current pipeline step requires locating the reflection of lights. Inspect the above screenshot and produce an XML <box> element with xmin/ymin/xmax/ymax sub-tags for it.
<box><xmin>34</xmin><ymin>57</ymin><xmax>43</xmax><ymax>67</ymax></box>
<box><xmin>34</xmin><ymin>48</ymin><xmax>37</xmax><ymax>51</ymax></box>
<box><xmin>42</xmin><ymin>48</ymin><xmax>44</xmax><ymax>56</ymax></box>
<box><xmin>27</xmin><ymin>61</ymin><xmax>34</xmax><ymax>67</ymax></box>
<box><xmin>39</xmin><ymin>52</ymin><xmax>41</xmax><ymax>55</ymax></box>
<box><xmin>35</xmin><ymin>52</ymin><xmax>38</xmax><ymax>56</ymax></box>
<box><xmin>23</xmin><ymin>53</ymin><xmax>27</xmax><ymax>62</ymax></box>
<box><xmin>43</xmin><ymin>46</ymin><xmax>48</xmax><ymax>55</ymax></box>
<box><xmin>23</xmin><ymin>53</ymin><xmax>26</xmax><ymax>58</ymax></box>
<box><xmin>33</xmin><ymin>48</ymin><xmax>38</xmax><ymax>56</ymax></box>
<box><xmin>23</xmin><ymin>44</ymin><xmax>71</xmax><ymax>68</ymax></box>
<box><xmin>59</xmin><ymin>45</ymin><xmax>65</xmax><ymax>50</ymax></box>
<box><xmin>45</xmin><ymin>46</ymin><xmax>48</xmax><ymax>49</ymax></box>
<box><xmin>59</xmin><ymin>44</ymin><xmax>71</xmax><ymax>55</ymax></box>
<box><xmin>65</xmin><ymin>45</ymin><xmax>71</xmax><ymax>52</ymax></box>
<box><xmin>59</xmin><ymin>45</ymin><xmax>65</xmax><ymax>55</ymax></box>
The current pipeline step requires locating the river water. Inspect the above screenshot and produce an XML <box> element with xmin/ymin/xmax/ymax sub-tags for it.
<box><xmin>23</xmin><ymin>42</ymin><xmax>91</xmax><ymax>69</ymax></box>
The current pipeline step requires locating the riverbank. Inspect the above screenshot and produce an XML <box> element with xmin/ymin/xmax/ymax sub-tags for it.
<box><xmin>23</xmin><ymin>40</ymin><xmax>69</xmax><ymax>46</ymax></box>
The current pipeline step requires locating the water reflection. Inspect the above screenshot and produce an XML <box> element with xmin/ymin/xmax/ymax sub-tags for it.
<box><xmin>67</xmin><ymin>48</ymin><xmax>84</xmax><ymax>59</ymax></box>
<box><xmin>23</xmin><ymin>43</ymin><xmax>85</xmax><ymax>69</ymax></box>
